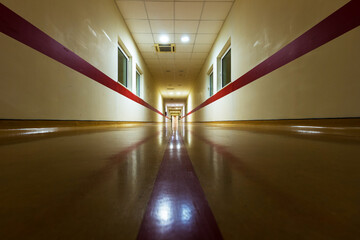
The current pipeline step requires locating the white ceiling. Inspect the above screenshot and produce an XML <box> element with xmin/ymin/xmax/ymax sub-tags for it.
<box><xmin>115</xmin><ymin>0</ymin><xmax>234</xmax><ymax>99</ymax></box>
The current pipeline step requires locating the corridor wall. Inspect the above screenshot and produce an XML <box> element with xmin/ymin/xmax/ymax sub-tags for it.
<box><xmin>186</xmin><ymin>0</ymin><xmax>360</xmax><ymax>122</ymax></box>
<box><xmin>0</xmin><ymin>0</ymin><xmax>164</xmax><ymax>122</ymax></box>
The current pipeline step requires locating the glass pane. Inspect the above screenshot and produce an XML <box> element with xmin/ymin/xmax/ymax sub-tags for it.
<box><xmin>222</xmin><ymin>49</ymin><xmax>231</xmax><ymax>87</ymax></box>
<box><xmin>136</xmin><ymin>72</ymin><xmax>141</xmax><ymax>97</ymax></box>
<box><xmin>209</xmin><ymin>72</ymin><xmax>213</xmax><ymax>97</ymax></box>
<box><xmin>118</xmin><ymin>48</ymin><xmax>127</xmax><ymax>87</ymax></box>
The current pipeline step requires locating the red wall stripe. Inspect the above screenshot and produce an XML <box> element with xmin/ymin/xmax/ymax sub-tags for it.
<box><xmin>183</xmin><ymin>0</ymin><xmax>360</xmax><ymax>118</ymax></box>
<box><xmin>0</xmin><ymin>3</ymin><xmax>165</xmax><ymax>117</ymax></box>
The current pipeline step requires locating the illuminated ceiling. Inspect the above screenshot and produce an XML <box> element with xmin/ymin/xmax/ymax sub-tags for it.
<box><xmin>116</xmin><ymin>0</ymin><xmax>234</xmax><ymax>100</ymax></box>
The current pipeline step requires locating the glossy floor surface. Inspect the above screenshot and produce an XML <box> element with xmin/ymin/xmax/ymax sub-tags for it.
<box><xmin>0</xmin><ymin>123</ymin><xmax>359</xmax><ymax>239</ymax></box>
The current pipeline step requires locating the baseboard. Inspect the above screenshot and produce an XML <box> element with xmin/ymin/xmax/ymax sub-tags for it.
<box><xmin>189</xmin><ymin>117</ymin><xmax>360</xmax><ymax>127</ymax></box>
<box><xmin>0</xmin><ymin>119</ymin><xmax>159</xmax><ymax>128</ymax></box>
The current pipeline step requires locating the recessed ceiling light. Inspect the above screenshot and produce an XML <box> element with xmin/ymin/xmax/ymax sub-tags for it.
<box><xmin>176</xmin><ymin>92</ymin><xmax>181</xmax><ymax>95</ymax></box>
<box><xmin>160</xmin><ymin>35</ymin><xmax>169</xmax><ymax>43</ymax></box>
<box><xmin>181</xmin><ymin>35</ymin><xmax>190</xmax><ymax>43</ymax></box>
<box><xmin>169</xmin><ymin>92</ymin><xmax>174</xmax><ymax>95</ymax></box>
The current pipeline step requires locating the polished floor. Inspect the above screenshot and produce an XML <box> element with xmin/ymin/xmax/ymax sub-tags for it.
<box><xmin>0</xmin><ymin>123</ymin><xmax>359</xmax><ymax>239</ymax></box>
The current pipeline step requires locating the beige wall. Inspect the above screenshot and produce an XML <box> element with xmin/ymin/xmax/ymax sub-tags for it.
<box><xmin>186</xmin><ymin>0</ymin><xmax>360</xmax><ymax>122</ymax></box>
<box><xmin>0</xmin><ymin>0</ymin><xmax>164</xmax><ymax>122</ymax></box>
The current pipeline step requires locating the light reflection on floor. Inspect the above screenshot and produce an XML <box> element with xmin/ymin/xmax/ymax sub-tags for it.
<box><xmin>0</xmin><ymin>122</ymin><xmax>359</xmax><ymax>239</ymax></box>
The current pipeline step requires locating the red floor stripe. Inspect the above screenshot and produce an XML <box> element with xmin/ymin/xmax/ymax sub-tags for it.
<box><xmin>183</xmin><ymin>0</ymin><xmax>360</xmax><ymax>118</ymax></box>
<box><xmin>0</xmin><ymin>3</ymin><xmax>165</xmax><ymax>117</ymax></box>
<box><xmin>137</xmin><ymin>131</ymin><xmax>223</xmax><ymax>240</ymax></box>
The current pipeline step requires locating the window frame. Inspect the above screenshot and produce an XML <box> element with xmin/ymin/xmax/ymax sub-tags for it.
<box><xmin>220</xmin><ymin>46</ymin><xmax>231</xmax><ymax>88</ymax></box>
<box><xmin>118</xmin><ymin>45</ymin><xmax>129</xmax><ymax>88</ymax></box>
<box><xmin>136</xmin><ymin>70</ymin><xmax>141</xmax><ymax>97</ymax></box>
<box><xmin>209</xmin><ymin>71</ymin><xmax>214</xmax><ymax>97</ymax></box>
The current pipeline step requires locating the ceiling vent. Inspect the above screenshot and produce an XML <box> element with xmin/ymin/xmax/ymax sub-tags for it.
<box><xmin>154</xmin><ymin>44</ymin><xmax>176</xmax><ymax>53</ymax></box>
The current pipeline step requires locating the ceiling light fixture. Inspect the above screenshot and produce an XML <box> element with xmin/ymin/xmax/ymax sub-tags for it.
<box><xmin>159</xmin><ymin>35</ymin><xmax>169</xmax><ymax>43</ymax></box>
<box><xmin>181</xmin><ymin>35</ymin><xmax>190</xmax><ymax>43</ymax></box>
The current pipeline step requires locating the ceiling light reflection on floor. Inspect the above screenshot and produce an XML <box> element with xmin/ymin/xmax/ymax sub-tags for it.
<box><xmin>154</xmin><ymin>196</ymin><xmax>174</xmax><ymax>227</ymax></box>
<box><xmin>181</xmin><ymin>203</ymin><xmax>193</xmax><ymax>223</ymax></box>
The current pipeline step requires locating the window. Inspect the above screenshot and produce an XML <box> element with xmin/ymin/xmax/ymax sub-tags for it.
<box><xmin>136</xmin><ymin>70</ymin><xmax>141</xmax><ymax>97</ymax></box>
<box><xmin>221</xmin><ymin>47</ymin><xmax>231</xmax><ymax>87</ymax></box>
<box><xmin>118</xmin><ymin>46</ymin><xmax>129</xmax><ymax>87</ymax></box>
<box><xmin>217</xmin><ymin>39</ymin><xmax>231</xmax><ymax>91</ymax></box>
<box><xmin>209</xmin><ymin>71</ymin><xmax>213</xmax><ymax>97</ymax></box>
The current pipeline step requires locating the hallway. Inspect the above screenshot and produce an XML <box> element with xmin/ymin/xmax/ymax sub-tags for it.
<box><xmin>1</xmin><ymin>123</ymin><xmax>359</xmax><ymax>239</ymax></box>
<box><xmin>1</xmin><ymin>0</ymin><xmax>360</xmax><ymax>239</ymax></box>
